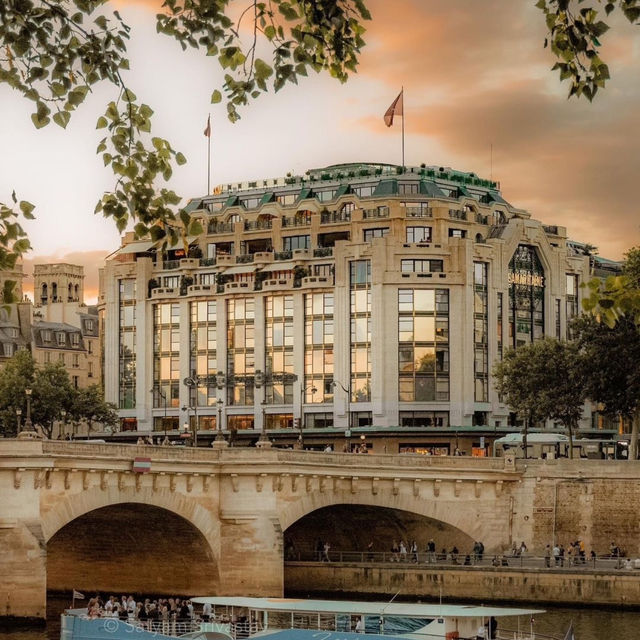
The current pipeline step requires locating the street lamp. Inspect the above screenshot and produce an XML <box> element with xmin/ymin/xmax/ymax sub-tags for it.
<box><xmin>60</xmin><ymin>409</ymin><xmax>66</xmax><ymax>439</ymax></box>
<box><xmin>24</xmin><ymin>388</ymin><xmax>33</xmax><ymax>430</ymax></box>
<box><xmin>16</xmin><ymin>408</ymin><xmax>21</xmax><ymax>433</ymax></box>
<box><xmin>212</xmin><ymin>398</ymin><xmax>227</xmax><ymax>449</ymax></box>
<box><xmin>256</xmin><ymin>400</ymin><xmax>271</xmax><ymax>448</ymax></box>
<box><xmin>183</xmin><ymin>376</ymin><xmax>199</xmax><ymax>447</ymax></box>
<box><xmin>299</xmin><ymin>384</ymin><xmax>317</xmax><ymax>445</ymax></box>
<box><xmin>332</xmin><ymin>380</ymin><xmax>351</xmax><ymax>448</ymax></box>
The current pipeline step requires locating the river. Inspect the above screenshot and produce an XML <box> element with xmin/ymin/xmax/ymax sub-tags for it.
<box><xmin>0</xmin><ymin>594</ymin><xmax>638</xmax><ymax>640</ymax></box>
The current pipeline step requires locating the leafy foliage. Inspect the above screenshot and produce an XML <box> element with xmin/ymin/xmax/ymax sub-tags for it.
<box><xmin>0</xmin><ymin>193</ymin><xmax>34</xmax><ymax>302</ymax></box>
<box><xmin>494</xmin><ymin>338</ymin><xmax>587</xmax><ymax>457</ymax></box>
<box><xmin>536</xmin><ymin>0</ymin><xmax>640</xmax><ymax>101</ymax></box>
<box><xmin>0</xmin><ymin>350</ymin><xmax>116</xmax><ymax>438</ymax></box>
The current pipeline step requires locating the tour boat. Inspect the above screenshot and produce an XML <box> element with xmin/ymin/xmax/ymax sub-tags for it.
<box><xmin>61</xmin><ymin>596</ymin><xmax>572</xmax><ymax>640</ymax></box>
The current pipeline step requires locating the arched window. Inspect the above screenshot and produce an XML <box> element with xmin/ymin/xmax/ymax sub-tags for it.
<box><xmin>51</xmin><ymin>282</ymin><xmax>57</xmax><ymax>302</ymax></box>
<box><xmin>68</xmin><ymin>283</ymin><xmax>73</xmax><ymax>301</ymax></box>
<box><xmin>41</xmin><ymin>283</ymin><xmax>48</xmax><ymax>304</ymax></box>
<box><xmin>74</xmin><ymin>284</ymin><xmax>79</xmax><ymax>300</ymax></box>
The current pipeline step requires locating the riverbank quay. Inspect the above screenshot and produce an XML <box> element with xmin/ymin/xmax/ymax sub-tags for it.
<box><xmin>285</xmin><ymin>562</ymin><xmax>640</xmax><ymax>608</ymax></box>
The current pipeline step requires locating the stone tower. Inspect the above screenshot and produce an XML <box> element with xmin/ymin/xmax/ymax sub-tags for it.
<box><xmin>34</xmin><ymin>263</ymin><xmax>84</xmax><ymax>306</ymax></box>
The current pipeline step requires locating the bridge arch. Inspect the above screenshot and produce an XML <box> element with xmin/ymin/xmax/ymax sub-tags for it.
<box><xmin>278</xmin><ymin>489</ymin><xmax>492</xmax><ymax>546</ymax></box>
<box><xmin>45</xmin><ymin>496</ymin><xmax>220</xmax><ymax>596</ymax></box>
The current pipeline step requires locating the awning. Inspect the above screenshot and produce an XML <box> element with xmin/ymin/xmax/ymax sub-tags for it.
<box><xmin>115</xmin><ymin>241</ymin><xmax>155</xmax><ymax>255</ymax></box>
<box><xmin>222</xmin><ymin>264</ymin><xmax>256</xmax><ymax>275</ymax></box>
<box><xmin>260</xmin><ymin>262</ymin><xmax>295</xmax><ymax>272</ymax></box>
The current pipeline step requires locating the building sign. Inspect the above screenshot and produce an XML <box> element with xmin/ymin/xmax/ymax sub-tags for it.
<box><xmin>132</xmin><ymin>457</ymin><xmax>151</xmax><ymax>473</ymax></box>
<box><xmin>508</xmin><ymin>271</ymin><xmax>544</xmax><ymax>287</ymax></box>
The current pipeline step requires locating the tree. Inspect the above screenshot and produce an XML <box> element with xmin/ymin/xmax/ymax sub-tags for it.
<box><xmin>572</xmin><ymin>314</ymin><xmax>640</xmax><ymax>459</ymax></box>
<box><xmin>31</xmin><ymin>361</ymin><xmax>76</xmax><ymax>438</ymax></box>
<box><xmin>0</xmin><ymin>349</ymin><xmax>36</xmax><ymax>437</ymax></box>
<box><xmin>71</xmin><ymin>384</ymin><xmax>118</xmax><ymax>433</ymax></box>
<box><xmin>494</xmin><ymin>338</ymin><xmax>587</xmax><ymax>458</ymax></box>
<box><xmin>1</xmin><ymin>1</ymin><xmax>638</xmax><ymax>301</ymax></box>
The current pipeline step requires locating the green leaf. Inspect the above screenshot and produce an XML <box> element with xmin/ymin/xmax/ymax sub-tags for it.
<box><xmin>53</xmin><ymin>111</ymin><xmax>71</xmax><ymax>129</ymax></box>
<box><xmin>175</xmin><ymin>152</ymin><xmax>187</xmax><ymax>166</ymax></box>
<box><xmin>19</xmin><ymin>201</ymin><xmax>35</xmax><ymax>218</ymax></box>
<box><xmin>211</xmin><ymin>89</ymin><xmax>222</xmax><ymax>104</ymax></box>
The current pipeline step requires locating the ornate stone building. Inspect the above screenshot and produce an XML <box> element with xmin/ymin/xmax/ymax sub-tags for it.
<box><xmin>100</xmin><ymin>163</ymin><xmax>619</xmax><ymax>451</ymax></box>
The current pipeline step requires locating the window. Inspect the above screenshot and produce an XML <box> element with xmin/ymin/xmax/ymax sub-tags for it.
<box><xmin>283</xmin><ymin>235</ymin><xmax>310</xmax><ymax>251</ymax></box>
<box><xmin>401</xmin><ymin>259</ymin><xmax>443</xmax><ymax>273</ymax></box>
<box><xmin>73</xmin><ymin>354</ymin><xmax>80</xmax><ymax>368</ymax></box>
<box><xmin>163</xmin><ymin>275</ymin><xmax>180</xmax><ymax>288</ymax></box>
<box><xmin>449</xmin><ymin>228</ymin><xmax>467</xmax><ymax>238</ymax></box>
<box><xmin>72</xmin><ymin>375</ymin><xmax>79</xmax><ymax>389</ymax></box>
<box><xmin>406</xmin><ymin>226</ymin><xmax>432</xmax><ymax>243</ymax></box>
<box><xmin>304</xmin><ymin>293</ymin><xmax>334</xmax><ymax>404</ymax></box>
<box><xmin>71</xmin><ymin>333</ymin><xmax>80</xmax><ymax>346</ymax></box>
<box><xmin>316</xmin><ymin>190</ymin><xmax>335</xmax><ymax>202</ymax></box>
<box><xmin>352</xmin><ymin>185</ymin><xmax>374</xmax><ymax>198</ymax></box>
<box><xmin>398</xmin><ymin>182</ymin><xmax>419</xmax><ymax>195</ymax></box>
<box><xmin>240</xmin><ymin>197</ymin><xmax>260</xmax><ymax>209</ymax></box>
<box><xmin>58</xmin><ymin>353</ymin><xmax>65</xmax><ymax>364</ymax></box>
<box><xmin>56</xmin><ymin>332</ymin><xmax>66</xmax><ymax>346</ymax></box>
<box><xmin>88</xmin><ymin>341</ymin><xmax>93</xmax><ymax>355</ymax></box>
<box><xmin>3</xmin><ymin>343</ymin><xmax>13</xmax><ymax>357</ymax></box>
<box><xmin>350</xmin><ymin>261</ymin><xmax>371</xmax><ymax>402</ymax></box>
<box><xmin>44</xmin><ymin>351</ymin><xmax>51</xmax><ymax>363</ymax></box>
<box><xmin>42</xmin><ymin>330</ymin><xmax>52</xmax><ymax>343</ymax></box>
<box><xmin>207</xmin><ymin>243</ymin><xmax>216</xmax><ymax>259</ymax></box>
<box><xmin>88</xmin><ymin>362</ymin><xmax>93</xmax><ymax>378</ymax></box>
<box><xmin>200</xmin><ymin>273</ymin><xmax>216</xmax><ymax>285</ymax></box>
<box><xmin>265</xmin><ymin>295</ymin><xmax>294</xmax><ymax>405</ymax></box>
<box><xmin>473</xmin><ymin>262</ymin><xmax>489</xmax><ymax>402</ymax></box>
<box><xmin>566</xmin><ymin>274</ymin><xmax>579</xmax><ymax>339</ymax></box>
<box><xmin>276</xmin><ymin>193</ymin><xmax>297</xmax><ymax>206</ymax></box>
<box><xmin>402</xmin><ymin>202</ymin><xmax>431</xmax><ymax>218</ymax></box>
<box><xmin>340</xmin><ymin>202</ymin><xmax>356</xmax><ymax>215</ymax></box>
<box><xmin>363</xmin><ymin>227</ymin><xmax>389</xmax><ymax>242</ymax></box>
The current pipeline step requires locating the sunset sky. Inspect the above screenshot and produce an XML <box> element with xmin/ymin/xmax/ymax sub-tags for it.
<box><xmin>2</xmin><ymin>0</ymin><xmax>639</xmax><ymax>303</ymax></box>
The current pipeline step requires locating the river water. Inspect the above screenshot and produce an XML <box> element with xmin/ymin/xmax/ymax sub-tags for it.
<box><xmin>0</xmin><ymin>595</ymin><xmax>638</xmax><ymax>640</ymax></box>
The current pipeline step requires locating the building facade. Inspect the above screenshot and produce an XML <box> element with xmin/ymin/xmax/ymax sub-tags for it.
<box><xmin>100</xmin><ymin>163</ymin><xmax>617</xmax><ymax>452</ymax></box>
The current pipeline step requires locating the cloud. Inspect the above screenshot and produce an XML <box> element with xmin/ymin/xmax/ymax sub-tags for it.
<box><xmin>21</xmin><ymin>251</ymin><xmax>108</xmax><ymax>305</ymax></box>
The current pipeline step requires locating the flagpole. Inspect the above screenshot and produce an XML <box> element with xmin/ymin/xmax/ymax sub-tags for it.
<box><xmin>401</xmin><ymin>86</ymin><xmax>405</xmax><ymax>173</ymax></box>
<box><xmin>207</xmin><ymin>113</ymin><xmax>211</xmax><ymax>195</ymax></box>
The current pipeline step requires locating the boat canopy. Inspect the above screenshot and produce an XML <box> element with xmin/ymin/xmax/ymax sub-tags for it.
<box><xmin>191</xmin><ymin>597</ymin><xmax>543</xmax><ymax>619</ymax></box>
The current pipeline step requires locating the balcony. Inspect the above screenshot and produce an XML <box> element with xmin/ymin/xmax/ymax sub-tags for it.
<box><xmin>236</xmin><ymin>254</ymin><xmax>255</xmax><ymax>264</ymax></box>
<box><xmin>216</xmin><ymin>254</ymin><xmax>235</xmax><ymax>266</ymax></box>
<box><xmin>207</xmin><ymin>221</ymin><xmax>235</xmax><ymax>234</ymax></box>
<box><xmin>300</xmin><ymin>275</ymin><xmax>332</xmax><ymax>289</ymax></box>
<box><xmin>320</xmin><ymin>211</ymin><xmax>350</xmax><ymax>224</ymax></box>
<box><xmin>313</xmin><ymin>247</ymin><xmax>333</xmax><ymax>258</ymax></box>
<box><xmin>224</xmin><ymin>281</ymin><xmax>251</xmax><ymax>293</ymax></box>
<box><xmin>404</xmin><ymin>206</ymin><xmax>432</xmax><ymax>218</ymax></box>
<box><xmin>274</xmin><ymin>250</ymin><xmax>293</xmax><ymax>261</ymax></box>
<box><xmin>363</xmin><ymin>206</ymin><xmax>389</xmax><ymax>219</ymax></box>
<box><xmin>200</xmin><ymin>257</ymin><xmax>216</xmax><ymax>267</ymax></box>
<box><xmin>262</xmin><ymin>277</ymin><xmax>294</xmax><ymax>291</ymax></box>
<box><xmin>151</xmin><ymin>287</ymin><xmax>178</xmax><ymax>299</ymax></box>
<box><xmin>244</xmin><ymin>220</ymin><xmax>273</xmax><ymax>231</ymax></box>
<box><xmin>474</xmin><ymin>213</ymin><xmax>489</xmax><ymax>224</ymax></box>
<box><xmin>187</xmin><ymin>284</ymin><xmax>214</xmax><ymax>296</ymax></box>
<box><xmin>282</xmin><ymin>215</ymin><xmax>311</xmax><ymax>227</ymax></box>
<box><xmin>162</xmin><ymin>260</ymin><xmax>180</xmax><ymax>270</ymax></box>
<box><xmin>449</xmin><ymin>209</ymin><xmax>467</xmax><ymax>221</ymax></box>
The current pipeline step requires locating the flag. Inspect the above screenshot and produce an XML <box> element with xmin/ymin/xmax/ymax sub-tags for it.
<box><xmin>384</xmin><ymin>90</ymin><xmax>404</xmax><ymax>127</ymax></box>
<box><xmin>72</xmin><ymin>590</ymin><xmax>85</xmax><ymax>600</ymax></box>
<box><xmin>132</xmin><ymin>457</ymin><xmax>151</xmax><ymax>473</ymax></box>
<box><xmin>204</xmin><ymin>115</ymin><xmax>211</xmax><ymax>138</ymax></box>
<box><xmin>563</xmin><ymin>622</ymin><xmax>574</xmax><ymax>640</ymax></box>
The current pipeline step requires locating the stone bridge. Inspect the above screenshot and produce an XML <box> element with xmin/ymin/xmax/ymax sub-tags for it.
<box><xmin>2</xmin><ymin>439</ymin><xmax>640</xmax><ymax>620</ymax></box>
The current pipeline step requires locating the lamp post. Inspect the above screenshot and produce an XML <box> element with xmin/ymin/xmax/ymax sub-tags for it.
<box><xmin>16</xmin><ymin>408</ymin><xmax>21</xmax><ymax>434</ymax></box>
<box><xmin>17</xmin><ymin>388</ymin><xmax>38</xmax><ymax>439</ymax></box>
<box><xmin>60</xmin><ymin>409</ymin><xmax>66</xmax><ymax>440</ymax></box>
<box><xmin>299</xmin><ymin>384</ymin><xmax>317</xmax><ymax>445</ymax></box>
<box><xmin>183</xmin><ymin>376</ymin><xmax>200</xmax><ymax>447</ymax></box>
<box><xmin>257</xmin><ymin>400</ymin><xmax>271</xmax><ymax>448</ymax></box>
<box><xmin>332</xmin><ymin>380</ymin><xmax>351</xmax><ymax>449</ymax></box>
<box><xmin>212</xmin><ymin>397</ymin><xmax>227</xmax><ymax>449</ymax></box>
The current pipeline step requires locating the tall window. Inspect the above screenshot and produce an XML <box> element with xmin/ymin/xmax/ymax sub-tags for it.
<box><xmin>264</xmin><ymin>295</ymin><xmax>294</xmax><ymax>404</ymax></box>
<box><xmin>398</xmin><ymin>289</ymin><xmax>449</xmax><ymax>402</ymax></box>
<box><xmin>153</xmin><ymin>303</ymin><xmax>180</xmax><ymax>410</ymax></box>
<box><xmin>350</xmin><ymin>260</ymin><xmax>371</xmax><ymax>402</ymax></box>
<box><xmin>118</xmin><ymin>279</ymin><xmax>136</xmax><ymax>409</ymax></box>
<box><xmin>227</xmin><ymin>298</ymin><xmax>255</xmax><ymax>405</ymax></box>
<box><xmin>508</xmin><ymin>245</ymin><xmax>545</xmax><ymax>348</ymax></box>
<box><xmin>190</xmin><ymin>301</ymin><xmax>217</xmax><ymax>407</ymax></box>
<box><xmin>566</xmin><ymin>274</ymin><xmax>579</xmax><ymax>339</ymax></box>
<box><xmin>474</xmin><ymin>263</ymin><xmax>488</xmax><ymax>402</ymax></box>
<box><xmin>555</xmin><ymin>299</ymin><xmax>562</xmax><ymax>340</ymax></box>
<box><xmin>283</xmin><ymin>235</ymin><xmax>310</xmax><ymax>251</ymax></box>
<box><xmin>497</xmin><ymin>292</ymin><xmax>503</xmax><ymax>360</ymax></box>
<box><xmin>304</xmin><ymin>293</ymin><xmax>334</xmax><ymax>404</ymax></box>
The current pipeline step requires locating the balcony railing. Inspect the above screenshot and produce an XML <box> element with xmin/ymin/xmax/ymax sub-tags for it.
<box><xmin>200</xmin><ymin>257</ymin><xmax>216</xmax><ymax>267</ymax></box>
<box><xmin>162</xmin><ymin>260</ymin><xmax>180</xmax><ymax>270</ymax></box>
<box><xmin>474</xmin><ymin>213</ymin><xmax>489</xmax><ymax>224</ymax></box>
<box><xmin>449</xmin><ymin>209</ymin><xmax>467</xmax><ymax>220</ymax></box>
<box><xmin>313</xmin><ymin>247</ymin><xmax>333</xmax><ymax>258</ymax></box>
<box><xmin>403</xmin><ymin>206</ymin><xmax>432</xmax><ymax>218</ymax></box>
<box><xmin>236</xmin><ymin>254</ymin><xmax>255</xmax><ymax>264</ymax></box>
<box><xmin>207</xmin><ymin>221</ymin><xmax>235</xmax><ymax>234</ymax></box>
<box><xmin>282</xmin><ymin>215</ymin><xmax>311</xmax><ymax>227</ymax></box>
<box><xmin>274</xmin><ymin>250</ymin><xmax>293</xmax><ymax>260</ymax></box>
<box><xmin>363</xmin><ymin>207</ymin><xmax>389</xmax><ymax>219</ymax></box>
<box><xmin>244</xmin><ymin>220</ymin><xmax>273</xmax><ymax>231</ymax></box>
<box><xmin>320</xmin><ymin>211</ymin><xmax>350</xmax><ymax>224</ymax></box>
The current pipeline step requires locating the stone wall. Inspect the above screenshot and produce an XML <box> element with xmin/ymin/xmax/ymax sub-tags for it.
<box><xmin>285</xmin><ymin>563</ymin><xmax>640</xmax><ymax>607</ymax></box>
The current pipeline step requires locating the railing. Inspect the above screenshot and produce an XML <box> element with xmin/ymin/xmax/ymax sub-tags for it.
<box><xmin>236</xmin><ymin>254</ymin><xmax>255</xmax><ymax>263</ymax></box>
<box><xmin>313</xmin><ymin>247</ymin><xmax>333</xmax><ymax>257</ymax></box>
<box><xmin>404</xmin><ymin>207</ymin><xmax>432</xmax><ymax>218</ymax></box>
<box><xmin>244</xmin><ymin>220</ymin><xmax>272</xmax><ymax>231</ymax></box>
<box><xmin>274</xmin><ymin>250</ymin><xmax>293</xmax><ymax>260</ymax></box>
<box><xmin>207</xmin><ymin>221</ymin><xmax>235</xmax><ymax>234</ymax></box>
<box><xmin>449</xmin><ymin>209</ymin><xmax>467</xmax><ymax>220</ymax></box>
<box><xmin>286</xmin><ymin>550</ymin><xmax>633</xmax><ymax>572</ymax></box>
<box><xmin>321</xmin><ymin>211</ymin><xmax>350</xmax><ymax>224</ymax></box>
<box><xmin>474</xmin><ymin>212</ymin><xmax>489</xmax><ymax>224</ymax></box>
<box><xmin>200</xmin><ymin>257</ymin><xmax>216</xmax><ymax>267</ymax></box>
<box><xmin>363</xmin><ymin>207</ymin><xmax>389</xmax><ymax>219</ymax></box>
<box><xmin>282</xmin><ymin>215</ymin><xmax>311</xmax><ymax>227</ymax></box>
<box><xmin>162</xmin><ymin>260</ymin><xmax>180</xmax><ymax>270</ymax></box>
